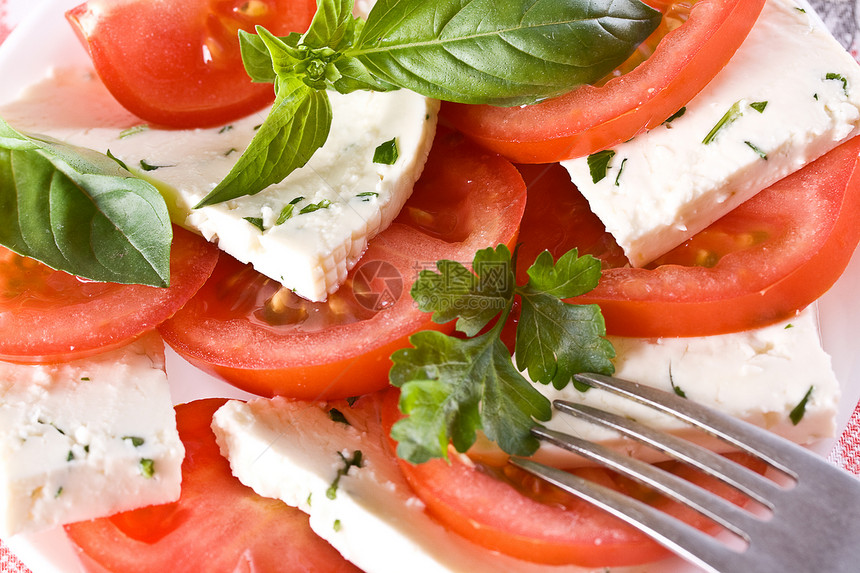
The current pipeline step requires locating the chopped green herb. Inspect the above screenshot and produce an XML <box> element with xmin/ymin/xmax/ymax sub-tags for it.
<box><xmin>373</xmin><ymin>138</ymin><xmax>399</xmax><ymax>165</ymax></box>
<box><xmin>390</xmin><ymin>245</ymin><xmax>615</xmax><ymax>463</ymax></box>
<box><xmin>276</xmin><ymin>204</ymin><xmax>296</xmax><ymax>224</ymax></box>
<box><xmin>55</xmin><ymin>487</ymin><xmax>63</xmax><ymax>498</ymax></box>
<box><xmin>614</xmin><ymin>158</ymin><xmax>628</xmax><ymax>186</ymax></box>
<box><xmin>244</xmin><ymin>217</ymin><xmax>266</xmax><ymax>231</ymax></box>
<box><xmin>669</xmin><ymin>367</ymin><xmax>686</xmax><ymax>398</ymax></box>
<box><xmin>80</xmin><ymin>377</ymin><xmax>90</xmax><ymax>381</ymax></box>
<box><xmin>123</xmin><ymin>436</ymin><xmax>145</xmax><ymax>448</ymax></box>
<box><xmin>750</xmin><ymin>101</ymin><xmax>768</xmax><ymax>113</ymax></box>
<box><xmin>106</xmin><ymin>149</ymin><xmax>130</xmax><ymax>172</ymax></box>
<box><xmin>329</xmin><ymin>408</ymin><xmax>350</xmax><ymax>425</ymax></box>
<box><xmin>785</xmin><ymin>323</ymin><xmax>795</xmax><ymax>329</ymax></box>
<box><xmin>67</xmin><ymin>450</ymin><xmax>75</xmax><ymax>462</ymax></box>
<box><xmin>587</xmin><ymin>149</ymin><xmax>616</xmax><ymax>183</ymax></box>
<box><xmin>119</xmin><ymin>125</ymin><xmax>150</xmax><ymax>139</ymax></box>
<box><xmin>702</xmin><ymin>101</ymin><xmax>743</xmax><ymax>144</ymax></box>
<box><xmin>356</xmin><ymin>191</ymin><xmax>379</xmax><ymax>202</ymax></box>
<box><xmin>326</xmin><ymin>450</ymin><xmax>363</xmax><ymax>500</ymax></box>
<box><xmin>40</xmin><ymin>420</ymin><xmax>65</xmax><ymax>435</ymax></box>
<box><xmin>790</xmin><ymin>386</ymin><xmax>813</xmax><ymax>425</ymax></box>
<box><xmin>826</xmin><ymin>72</ymin><xmax>850</xmax><ymax>96</ymax></box>
<box><xmin>814</xmin><ymin>93</ymin><xmax>820</xmax><ymax>101</ymax></box>
<box><xmin>219</xmin><ymin>125</ymin><xmax>234</xmax><ymax>134</ymax></box>
<box><xmin>225</xmin><ymin>148</ymin><xmax>237</xmax><ymax>156</ymax></box>
<box><xmin>795</xmin><ymin>7</ymin><xmax>806</xmax><ymax>12</ymax></box>
<box><xmin>299</xmin><ymin>199</ymin><xmax>332</xmax><ymax>215</ymax></box>
<box><xmin>139</xmin><ymin>159</ymin><xmax>171</xmax><ymax>172</ymax></box>
<box><xmin>663</xmin><ymin>106</ymin><xmax>687</xmax><ymax>125</ymax></box>
<box><xmin>139</xmin><ymin>458</ymin><xmax>155</xmax><ymax>478</ymax></box>
<box><xmin>333</xmin><ymin>519</ymin><xmax>342</xmax><ymax>532</ymax></box>
<box><xmin>745</xmin><ymin>141</ymin><xmax>768</xmax><ymax>160</ymax></box>
<box><xmin>306</xmin><ymin>492</ymin><xmax>312</xmax><ymax>506</ymax></box>
<box><xmin>84</xmin><ymin>445</ymin><xmax>90</xmax><ymax>454</ymax></box>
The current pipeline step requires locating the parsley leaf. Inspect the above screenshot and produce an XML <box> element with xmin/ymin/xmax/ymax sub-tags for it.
<box><xmin>390</xmin><ymin>245</ymin><xmax>615</xmax><ymax>463</ymax></box>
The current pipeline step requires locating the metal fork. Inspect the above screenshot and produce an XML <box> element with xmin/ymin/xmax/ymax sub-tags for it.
<box><xmin>510</xmin><ymin>372</ymin><xmax>860</xmax><ymax>573</ymax></box>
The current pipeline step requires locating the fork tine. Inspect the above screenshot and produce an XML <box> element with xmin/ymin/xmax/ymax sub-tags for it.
<box><xmin>511</xmin><ymin>457</ymin><xmax>734</xmax><ymax>573</ymax></box>
<box><xmin>530</xmin><ymin>425</ymin><xmax>759</xmax><ymax>539</ymax></box>
<box><xmin>573</xmin><ymin>372</ymin><xmax>810</xmax><ymax>476</ymax></box>
<box><xmin>553</xmin><ymin>400</ymin><xmax>780</xmax><ymax>506</ymax></box>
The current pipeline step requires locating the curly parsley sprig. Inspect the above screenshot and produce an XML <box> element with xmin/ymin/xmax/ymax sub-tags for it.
<box><xmin>389</xmin><ymin>245</ymin><xmax>616</xmax><ymax>464</ymax></box>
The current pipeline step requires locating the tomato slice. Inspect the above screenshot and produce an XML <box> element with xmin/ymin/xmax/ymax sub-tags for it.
<box><xmin>442</xmin><ymin>0</ymin><xmax>766</xmax><ymax>163</ymax></box>
<box><xmin>0</xmin><ymin>226</ymin><xmax>218</xmax><ymax>363</ymax></box>
<box><xmin>158</xmin><ymin>129</ymin><xmax>527</xmax><ymax>399</ymax></box>
<box><xmin>65</xmin><ymin>0</ymin><xmax>317</xmax><ymax>128</ymax></box>
<box><xmin>380</xmin><ymin>389</ymin><xmax>764</xmax><ymax>568</ymax></box>
<box><xmin>513</xmin><ymin>135</ymin><xmax>860</xmax><ymax>337</ymax></box>
<box><xmin>65</xmin><ymin>399</ymin><xmax>361</xmax><ymax>573</ymax></box>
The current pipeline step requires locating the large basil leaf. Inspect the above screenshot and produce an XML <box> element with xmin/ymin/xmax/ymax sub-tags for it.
<box><xmin>352</xmin><ymin>0</ymin><xmax>661</xmax><ymax>106</ymax></box>
<box><xmin>0</xmin><ymin>119</ymin><xmax>172</xmax><ymax>287</ymax></box>
<box><xmin>195</xmin><ymin>76</ymin><xmax>332</xmax><ymax>207</ymax></box>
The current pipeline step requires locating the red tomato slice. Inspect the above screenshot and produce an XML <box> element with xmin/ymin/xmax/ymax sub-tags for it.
<box><xmin>0</xmin><ymin>226</ymin><xmax>218</xmax><ymax>363</ymax></box>
<box><xmin>65</xmin><ymin>399</ymin><xmax>361</xmax><ymax>573</ymax></box>
<box><xmin>514</xmin><ymin>135</ymin><xmax>860</xmax><ymax>337</ymax></box>
<box><xmin>66</xmin><ymin>0</ymin><xmax>317</xmax><ymax>128</ymax></box>
<box><xmin>158</xmin><ymin>129</ymin><xmax>527</xmax><ymax>399</ymax></box>
<box><xmin>442</xmin><ymin>0</ymin><xmax>766</xmax><ymax>163</ymax></box>
<box><xmin>380</xmin><ymin>389</ymin><xmax>764</xmax><ymax>568</ymax></box>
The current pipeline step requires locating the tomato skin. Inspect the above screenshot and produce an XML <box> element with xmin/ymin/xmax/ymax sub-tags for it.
<box><xmin>158</xmin><ymin>129</ymin><xmax>527</xmax><ymax>399</ymax></box>
<box><xmin>513</xmin><ymin>135</ymin><xmax>860</xmax><ymax>337</ymax></box>
<box><xmin>0</xmin><ymin>226</ymin><xmax>218</xmax><ymax>363</ymax></box>
<box><xmin>66</xmin><ymin>0</ymin><xmax>317</xmax><ymax>128</ymax></box>
<box><xmin>65</xmin><ymin>399</ymin><xmax>361</xmax><ymax>573</ymax></box>
<box><xmin>442</xmin><ymin>0</ymin><xmax>766</xmax><ymax>163</ymax></box>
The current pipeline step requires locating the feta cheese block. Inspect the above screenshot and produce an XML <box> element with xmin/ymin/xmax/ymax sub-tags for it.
<box><xmin>525</xmin><ymin>305</ymin><xmax>840</xmax><ymax>467</ymax></box>
<box><xmin>0</xmin><ymin>67</ymin><xmax>439</xmax><ymax>301</ymax></box>
<box><xmin>0</xmin><ymin>332</ymin><xmax>184</xmax><ymax>536</ymax></box>
<box><xmin>212</xmin><ymin>398</ymin><xmax>599</xmax><ymax>573</ymax></box>
<box><xmin>563</xmin><ymin>0</ymin><xmax>860</xmax><ymax>267</ymax></box>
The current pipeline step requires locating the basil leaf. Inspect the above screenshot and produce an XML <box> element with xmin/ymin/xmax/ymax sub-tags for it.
<box><xmin>303</xmin><ymin>0</ymin><xmax>358</xmax><ymax>51</ymax></box>
<box><xmin>351</xmin><ymin>0</ymin><xmax>661</xmax><ymax>106</ymax></box>
<box><xmin>0</xmin><ymin>119</ymin><xmax>172</xmax><ymax>287</ymax></box>
<box><xmin>195</xmin><ymin>77</ymin><xmax>332</xmax><ymax>207</ymax></box>
<box><xmin>239</xmin><ymin>29</ymin><xmax>298</xmax><ymax>83</ymax></box>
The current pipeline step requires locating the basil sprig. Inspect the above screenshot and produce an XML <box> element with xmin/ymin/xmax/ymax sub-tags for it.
<box><xmin>0</xmin><ymin>119</ymin><xmax>172</xmax><ymax>287</ymax></box>
<box><xmin>197</xmin><ymin>0</ymin><xmax>661</xmax><ymax>207</ymax></box>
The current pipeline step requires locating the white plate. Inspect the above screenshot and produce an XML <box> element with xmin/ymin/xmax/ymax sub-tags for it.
<box><xmin>0</xmin><ymin>1</ymin><xmax>858</xmax><ymax>572</ymax></box>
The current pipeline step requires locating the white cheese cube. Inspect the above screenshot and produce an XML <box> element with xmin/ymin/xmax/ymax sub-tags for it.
<box><xmin>562</xmin><ymin>0</ymin><xmax>860</xmax><ymax>267</ymax></box>
<box><xmin>0</xmin><ymin>68</ymin><xmax>439</xmax><ymax>302</ymax></box>
<box><xmin>0</xmin><ymin>332</ymin><xmax>184</xmax><ymax>536</ymax></box>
